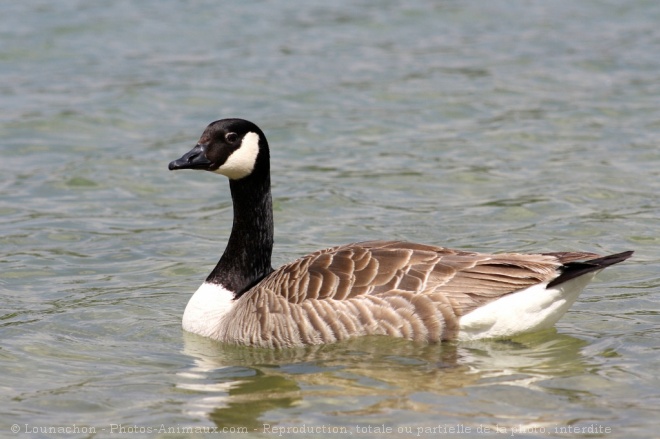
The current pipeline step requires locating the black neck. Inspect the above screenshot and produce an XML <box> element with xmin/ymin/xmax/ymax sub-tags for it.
<box><xmin>206</xmin><ymin>169</ymin><xmax>274</xmax><ymax>295</ymax></box>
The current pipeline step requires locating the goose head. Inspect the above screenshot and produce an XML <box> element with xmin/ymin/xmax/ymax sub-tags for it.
<box><xmin>168</xmin><ymin>118</ymin><xmax>275</xmax><ymax>296</ymax></box>
<box><xmin>168</xmin><ymin>118</ymin><xmax>269</xmax><ymax>180</ymax></box>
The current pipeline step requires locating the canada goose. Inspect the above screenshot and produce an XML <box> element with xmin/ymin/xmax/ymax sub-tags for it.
<box><xmin>168</xmin><ymin>118</ymin><xmax>632</xmax><ymax>348</ymax></box>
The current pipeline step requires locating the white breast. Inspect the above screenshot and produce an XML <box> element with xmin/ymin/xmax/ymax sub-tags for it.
<box><xmin>182</xmin><ymin>282</ymin><xmax>235</xmax><ymax>338</ymax></box>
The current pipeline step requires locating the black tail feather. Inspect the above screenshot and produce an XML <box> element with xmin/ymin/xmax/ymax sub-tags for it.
<box><xmin>547</xmin><ymin>251</ymin><xmax>633</xmax><ymax>288</ymax></box>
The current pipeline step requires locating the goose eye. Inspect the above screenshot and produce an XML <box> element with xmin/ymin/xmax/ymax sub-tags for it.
<box><xmin>225</xmin><ymin>132</ymin><xmax>238</xmax><ymax>143</ymax></box>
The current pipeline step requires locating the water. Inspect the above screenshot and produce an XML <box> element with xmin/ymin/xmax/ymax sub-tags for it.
<box><xmin>1</xmin><ymin>1</ymin><xmax>658</xmax><ymax>437</ymax></box>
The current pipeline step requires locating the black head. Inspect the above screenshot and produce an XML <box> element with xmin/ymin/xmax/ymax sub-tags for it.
<box><xmin>168</xmin><ymin>118</ymin><xmax>269</xmax><ymax>180</ymax></box>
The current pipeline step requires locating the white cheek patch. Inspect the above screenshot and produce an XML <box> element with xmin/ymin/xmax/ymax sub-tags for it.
<box><xmin>214</xmin><ymin>131</ymin><xmax>260</xmax><ymax>179</ymax></box>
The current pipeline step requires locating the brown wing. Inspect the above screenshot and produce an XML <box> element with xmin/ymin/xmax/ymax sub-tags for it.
<box><xmin>255</xmin><ymin>240</ymin><xmax>600</xmax><ymax>316</ymax></box>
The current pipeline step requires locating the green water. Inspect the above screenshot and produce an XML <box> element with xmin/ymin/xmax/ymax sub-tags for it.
<box><xmin>1</xmin><ymin>1</ymin><xmax>658</xmax><ymax>438</ymax></box>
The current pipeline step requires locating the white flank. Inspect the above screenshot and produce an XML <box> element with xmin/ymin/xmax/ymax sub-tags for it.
<box><xmin>182</xmin><ymin>282</ymin><xmax>235</xmax><ymax>338</ymax></box>
<box><xmin>457</xmin><ymin>271</ymin><xmax>600</xmax><ymax>341</ymax></box>
<box><xmin>214</xmin><ymin>131</ymin><xmax>260</xmax><ymax>180</ymax></box>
